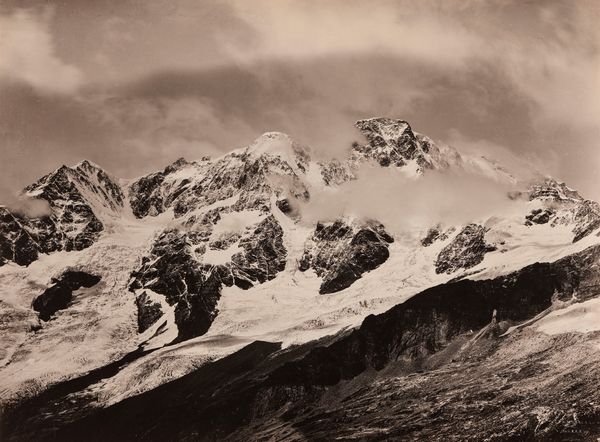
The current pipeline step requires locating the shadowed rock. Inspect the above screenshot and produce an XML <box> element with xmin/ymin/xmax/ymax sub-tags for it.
<box><xmin>435</xmin><ymin>224</ymin><xmax>496</xmax><ymax>274</ymax></box>
<box><xmin>135</xmin><ymin>291</ymin><xmax>164</xmax><ymax>333</ymax></box>
<box><xmin>32</xmin><ymin>271</ymin><xmax>101</xmax><ymax>321</ymax></box>
<box><xmin>300</xmin><ymin>220</ymin><xmax>394</xmax><ymax>294</ymax></box>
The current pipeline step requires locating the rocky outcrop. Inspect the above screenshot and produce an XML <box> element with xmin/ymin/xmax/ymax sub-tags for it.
<box><xmin>128</xmin><ymin>158</ymin><xmax>207</xmax><ymax>218</ymax></box>
<box><xmin>354</xmin><ymin>118</ymin><xmax>422</xmax><ymax>168</ymax></box>
<box><xmin>128</xmin><ymin>172</ymin><xmax>166</xmax><ymax>218</ymax></box>
<box><xmin>314</xmin><ymin>118</ymin><xmax>460</xmax><ymax>185</ymax></box>
<box><xmin>525</xmin><ymin>208</ymin><xmax>554</xmax><ymax>225</ymax></box>
<box><xmin>0</xmin><ymin>208</ymin><xmax>39</xmax><ymax>266</ymax></box>
<box><xmin>299</xmin><ymin>220</ymin><xmax>393</xmax><ymax>294</ymax></box>
<box><xmin>435</xmin><ymin>224</ymin><xmax>496</xmax><ymax>274</ymax></box>
<box><xmin>135</xmin><ymin>292</ymin><xmax>164</xmax><ymax>333</ymax></box>
<box><xmin>529</xmin><ymin>178</ymin><xmax>581</xmax><ymax>202</ymax></box>
<box><xmin>130</xmin><ymin>214</ymin><xmax>287</xmax><ymax>342</ymax></box>
<box><xmin>32</xmin><ymin>271</ymin><xmax>101</xmax><ymax>321</ymax></box>
<box><xmin>129</xmin><ymin>229</ymin><xmax>219</xmax><ymax>340</ymax></box>
<box><xmin>129</xmin><ymin>135</ymin><xmax>311</xmax><ymax>221</ymax></box>
<box><xmin>352</xmin><ymin>117</ymin><xmax>458</xmax><ymax>172</ymax></box>
<box><xmin>25</xmin><ymin>162</ymin><xmax>120</xmax><ymax>252</ymax></box>
<box><xmin>0</xmin><ymin>161</ymin><xmax>124</xmax><ymax>267</ymax></box>
<box><xmin>526</xmin><ymin>178</ymin><xmax>600</xmax><ymax>242</ymax></box>
<box><xmin>319</xmin><ymin>158</ymin><xmax>356</xmax><ymax>186</ymax></box>
<box><xmin>420</xmin><ymin>225</ymin><xmax>455</xmax><ymax>247</ymax></box>
<box><xmin>230</xmin><ymin>215</ymin><xmax>287</xmax><ymax>286</ymax></box>
<box><xmin>572</xmin><ymin>200</ymin><xmax>600</xmax><ymax>242</ymax></box>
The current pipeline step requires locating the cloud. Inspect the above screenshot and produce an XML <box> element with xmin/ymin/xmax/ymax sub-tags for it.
<box><xmin>444</xmin><ymin>130</ymin><xmax>550</xmax><ymax>184</ymax></box>
<box><xmin>299</xmin><ymin>164</ymin><xmax>522</xmax><ymax>234</ymax></box>
<box><xmin>111</xmin><ymin>56</ymin><xmax>432</xmax><ymax>159</ymax></box>
<box><xmin>4</xmin><ymin>194</ymin><xmax>52</xmax><ymax>218</ymax></box>
<box><xmin>0</xmin><ymin>0</ymin><xmax>599</xmax><ymax>203</ymax></box>
<box><xmin>0</xmin><ymin>8</ymin><xmax>82</xmax><ymax>94</ymax></box>
<box><xmin>228</xmin><ymin>0</ymin><xmax>599</xmax><ymax>129</ymax></box>
<box><xmin>227</xmin><ymin>0</ymin><xmax>482</xmax><ymax>70</ymax></box>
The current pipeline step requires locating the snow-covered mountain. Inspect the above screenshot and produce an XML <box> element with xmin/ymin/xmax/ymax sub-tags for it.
<box><xmin>2</xmin><ymin>118</ymin><xmax>600</xmax><ymax>441</ymax></box>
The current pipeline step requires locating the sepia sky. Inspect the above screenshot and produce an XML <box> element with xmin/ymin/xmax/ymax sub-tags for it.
<box><xmin>1</xmin><ymin>0</ymin><xmax>599</xmax><ymax>201</ymax></box>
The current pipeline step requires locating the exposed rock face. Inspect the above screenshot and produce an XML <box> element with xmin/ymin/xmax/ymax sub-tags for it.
<box><xmin>319</xmin><ymin>158</ymin><xmax>356</xmax><ymax>186</ymax></box>
<box><xmin>173</xmin><ymin>270</ymin><xmax>224</xmax><ymax>341</ymax></box>
<box><xmin>526</xmin><ymin>178</ymin><xmax>600</xmax><ymax>242</ymax></box>
<box><xmin>525</xmin><ymin>208</ymin><xmax>554</xmax><ymax>225</ymax></box>
<box><xmin>230</xmin><ymin>215</ymin><xmax>287</xmax><ymax>285</ymax></box>
<box><xmin>135</xmin><ymin>292</ymin><xmax>163</xmax><ymax>333</ymax></box>
<box><xmin>353</xmin><ymin>118</ymin><xmax>457</xmax><ymax>172</ymax></box>
<box><xmin>32</xmin><ymin>271</ymin><xmax>101</xmax><ymax>321</ymax></box>
<box><xmin>25</xmin><ymin>162</ymin><xmax>121</xmax><ymax>252</ymax></box>
<box><xmin>209</xmin><ymin>232</ymin><xmax>241</xmax><ymax>250</ymax></box>
<box><xmin>573</xmin><ymin>200</ymin><xmax>600</xmax><ymax>242</ymax></box>
<box><xmin>420</xmin><ymin>225</ymin><xmax>455</xmax><ymax>247</ymax></box>
<box><xmin>130</xmin><ymin>214</ymin><xmax>287</xmax><ymax>342</ymax></box>
<box><xmin>128</xmin><ymin>157</ymin><xmax>209</xmax><ymax>218</ymax></box>
<box><xmin>0</xmin><ymin>208</ymin><xmax>39</xmax><ymax>266</ymax></box>
<box><xmin>435</xmin><ymin>224</ymin><xmax>496</xmax><ymax>274</ymax></box>
<box><xmin>315</xmin><ymin>118</ymin><xmax>461</xmax><ymax>188</ymax></box>
<box><xmin>274</xmin><ymin>198</ymin><xmax>292</xmax><ymax>214</ymax></box>
<box><xmin>0</xmin><ymin>161</ymin><xmax>124</xmax><ymax>266</ymax></box>
<box><xmin>129</xmin><ymin>229</ymin><xmax>220</xmax><ymax>341</ymax></box>
<box><xmin>354</xmin><ymin>118</ymin><xmax>422</xmax><ymax>168</ymax></box>
<box><xmin>299</xmin><ymin>220</ymin><xmax>393</xmax><ymax>294</ymax></box>
<box><xmin>128</xmin><ymin>172</ymin><xmax>166</xmax><ymax>218</ymax></box>
<box><xmin>129</xmin><ymin>134</ymin><xmax>311</xmax><ymax>221</ymax></box>
<box><xmin>529</xmin><ymin>178</ymin><xmax>581</xmax><ymax>201</ymax></box>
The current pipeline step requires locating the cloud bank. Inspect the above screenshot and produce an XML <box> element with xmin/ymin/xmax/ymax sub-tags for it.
<box><xmin>299</xmin><ymin>165</ymin><xmax>522</xmax><ymax>234</ymax></box>
<box><xmin>0</xmin><ymin>0</ymin><xmax>598</xmax><ymax>203</ymax></box>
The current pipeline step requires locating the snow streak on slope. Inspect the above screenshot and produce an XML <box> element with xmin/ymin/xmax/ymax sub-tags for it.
<box><xmin>536</xmin><ymin>297</ymin><xmax>600</xmax><ymax>335</ymax></box>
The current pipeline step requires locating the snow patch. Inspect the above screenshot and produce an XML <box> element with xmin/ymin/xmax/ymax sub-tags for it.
<box><xmin>536</xmin><ymin>297</ymin><xmax>600</xmax><ymax>336</ymax></box>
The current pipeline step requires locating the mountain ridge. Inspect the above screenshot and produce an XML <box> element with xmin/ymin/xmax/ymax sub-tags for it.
<box><xmin>1</xmin><ymin>118</ymin><xmax>600</xmax><ymax>437</ymax></box>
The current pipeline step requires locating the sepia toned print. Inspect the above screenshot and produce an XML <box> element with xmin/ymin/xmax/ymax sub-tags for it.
<box><xmin>1</xmin><ymin>1</ymin><xmax>599</xmax><ymax>440</ymax></box>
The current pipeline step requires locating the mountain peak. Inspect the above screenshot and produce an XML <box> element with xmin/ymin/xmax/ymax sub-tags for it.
<box><xmin>163</xmin><ymin>157</ymin><xmax>189</xmax><ymax>174</ymax></box>
<box><xmin>247</xmin><ymin>132</ymin><xmax>295</xmax><ymax>155</ymax></box>
<box><xmin>244</xmin><ymin>132</ymin><xmax>312</xmax><ymax>169</ymax></box>
<box><xmin>355</xmin><ymin>117</ymin><xmax>413</xmax><ymax>140</ymax></box>
<box><xmin>529</xmin><ymin>177</ymin><xmax>582</xmax><ymax>202</ymax></box>
<box><xmin>353</xmin><ymin>117</ymin><xmax>432</xmax><ymax>169</ymax></box>
<box><xmin>75</xmin><ymin>159</ymin><xmax>104</xmax><ymax>171</ymax></box>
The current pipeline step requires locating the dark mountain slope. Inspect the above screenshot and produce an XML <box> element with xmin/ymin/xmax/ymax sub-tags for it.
<box><xmin>17</xmin><ymin>244</ymin><xmax>599</xmax><ymax>442</ymax></box>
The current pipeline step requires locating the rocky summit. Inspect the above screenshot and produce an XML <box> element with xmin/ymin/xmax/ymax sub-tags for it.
<box><xmin>1</xmin><ymin>118</ymin><xmax>600</xmax><ymax>441</ymax></box>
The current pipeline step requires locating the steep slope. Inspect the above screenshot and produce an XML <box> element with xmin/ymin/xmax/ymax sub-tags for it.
<box><xmin>1</xmin><ymin>116</ymin><xmax>599</xmax><ymax>427</ymax></box>
<box><xmin>0</xmin><ymin>160</ymin><xmax>124</xmax><ymax>267</ymax></box>
<box><xmin>354</xmin><ymin>117</ymin><xmax>456</xmax><ymax>171</ymax></box>
<box><xmin>299</xmin><ymin>220</ymin><xmax>394</xmax><ymax>294</ymax></box>
<box><xmin>8</xmin><ymin>243</ymin><xmax>599</xmax><ymax>441</ymax></box>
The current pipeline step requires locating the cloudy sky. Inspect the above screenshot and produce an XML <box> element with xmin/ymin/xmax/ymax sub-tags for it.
<box><xmin>1</xmin><ymin>0</ymin><xmax>599</xmax><ymax>201</ymax></box>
